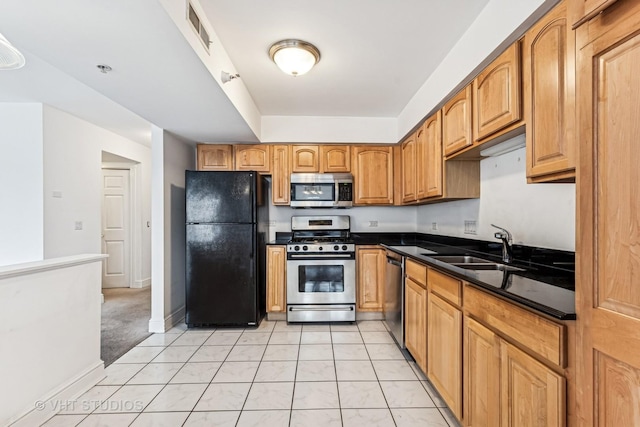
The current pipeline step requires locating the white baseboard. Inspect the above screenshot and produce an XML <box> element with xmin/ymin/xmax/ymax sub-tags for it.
<box><xmin>9</xmin><ymin>361</ymin><xmax>104</xmax><ymax>427</ymax></box>
<box><xmin>131</xmin><ymin>278</ymin><xmax>151</xmax><ymax>289</ymax></box>
<box><xmin>148</xmin><ymin>305</ymin><xmax>185</xmax><ymax>333</ymax></box>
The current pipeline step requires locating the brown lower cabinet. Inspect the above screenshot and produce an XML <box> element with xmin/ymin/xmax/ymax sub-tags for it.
<box><xmin>405</xmin><ymin>277</ymin><xmax>427</xmax><ymax>373</ymax></box>
<box><xmin>355</xmin><ymin>246</ymin><xmax>386</xmax><ymax>312</ymax></box>
<box><xmin>400</xmin><ymin>258</ymin><xmax>570</xmax><ymax>426</ymax></box>
<box><xmin>463</xmin><ymin>317</ymin><xmax>500</xmax><ymax>427</ymax></box>
<box><xmin>266</xmin><ymin>245</ymin><xmax>286</xmax><ymax>313</ymax></box>
<box><xmin>463</xmin><ymin>316</ymin><xmax>565</xmax><ymax>427</ymax></box>
<box><xmin>404</xmin><ymin>259</ymin><xmax>428</xmax><ymax>373</ymax></box>
<box><xmin>500</xmin><ymin>338</ymin><xmax>565</xmax><ymax>427</ymax></box>
<box><xmin>427</xmin><ymin>268</ymin><xmax>463</xmax><ymax>419</ymax></box>
<box><xmin>463</xmin><ymin>284</ymin><xmax>567</xmax><ymax>427</ymax></box>
<box><xmin>428</xmin><ymin>292</ymin><xmax>462</xmax><ymax>420</ymax></box>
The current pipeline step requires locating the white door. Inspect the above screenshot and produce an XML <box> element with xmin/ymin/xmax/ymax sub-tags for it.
<box><xmin>102</xmin><ymin>169</ymin><xmax>131</xmax><ymax>288</ymax></box>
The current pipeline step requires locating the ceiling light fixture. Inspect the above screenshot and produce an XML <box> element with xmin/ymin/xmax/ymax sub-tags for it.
<box><xmin>0</xmin><ymin>33</ymin><xmax>25</xmax><ymax>70</ymax></box>
<box><xmin>268</xmin><ymin>39</ymin><xmax>320</xmax><ymax>77</ymax></box>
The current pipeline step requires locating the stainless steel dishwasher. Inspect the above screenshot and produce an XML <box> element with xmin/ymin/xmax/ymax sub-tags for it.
<box><xmin>384</xmin><ymin>251</ymin><xmax>404</xmax><ymax>348</ymax></box>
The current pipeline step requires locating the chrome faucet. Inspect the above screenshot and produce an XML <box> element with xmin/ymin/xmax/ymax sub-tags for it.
<box><xmin>491</xmin><ymin>224</ymin><xmax>514</xmax><ymax>263</ymax></box>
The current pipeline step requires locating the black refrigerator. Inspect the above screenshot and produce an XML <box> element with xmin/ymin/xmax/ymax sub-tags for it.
<box><xmin>185</xmin><ymin>170</ymin><xmax>268</xmax><ymax>327</ymax></box>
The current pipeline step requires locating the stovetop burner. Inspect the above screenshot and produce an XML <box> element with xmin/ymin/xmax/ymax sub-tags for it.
<box><xmin>287</xmin><ymin>215</ymin><xmax>354</xmax><ymax>254</ymax></box>
<box><xmin>289</xmin><ymin>237</ymin><xmax>354</xmax><ymax>244</ymax></box>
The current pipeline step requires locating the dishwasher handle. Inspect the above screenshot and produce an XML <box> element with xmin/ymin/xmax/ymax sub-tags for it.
<box><xmin>387</xmin><ymin>257</ymin><xmax>402</xmax><ymax>267</ymax></box>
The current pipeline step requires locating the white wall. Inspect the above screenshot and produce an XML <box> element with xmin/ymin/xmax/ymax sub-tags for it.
<box><xmin>0</xmin><ymin>103</ymin><xmax>44</xmax><ymax>266</ymax></box>
<box><xmin>150</xmin><ymin>128</ymin><xmax>195</xmax><ymax>332</ymax></box>
<box><xmin>416</xmin><ymin>146</ymin><xmax>575</xmax><ymax>251</ymax></box>
<box><xmin>42</xmin><ymin>105</ymin><xmax>152</xmax><ymax>284</ymax></box>
<box><xmin>1</xmin><ymin>255</ymin><xmax>105</xmax><ymax>426</ymax></box>
<box><xmin>267</xmin><ymin>180</ymin><xmax>417</xmax><ymax>240</ymax></box>
<box><xmin>398</xmin><ymin>0</ymin><xmax>557</xmax><ymax>138</ymax></box>
<box><xmin>261</xmin><ymin>116</ymin><xmax>398</xmax><ymax>144</ymax></box>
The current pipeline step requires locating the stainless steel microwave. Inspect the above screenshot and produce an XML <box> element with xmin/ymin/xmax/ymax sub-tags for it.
<box><xmin>290</xmin><ymin>173</ymin><xmax>353</xmax><ymax>208</ymax></box>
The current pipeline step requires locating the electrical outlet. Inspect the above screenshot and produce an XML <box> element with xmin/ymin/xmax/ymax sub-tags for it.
<box><xmin>431</xmin><ymin>222</ymin><xmax>438</xmax><ymax>231</ymax></box>
<box><xmin>464</xmin><ymin>220</ymin><xmax>477</xmax><ymax>235</ymax></box>
<box><xmin>74</xmin><ymin>221</ymin><xmax>83</xmax><ymax>231</ymax></box>
<box><xmin>368</xmin><ymin>220</ymin><xmax>378</xmax><ymax>227</ymax></box>
<box><xmin>52</xmin><ymin>191</ymin><xmax>63</xmax><ymax>198</ymax></box>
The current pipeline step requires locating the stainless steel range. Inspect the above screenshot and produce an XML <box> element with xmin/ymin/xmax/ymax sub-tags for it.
<box><xmin>286</xmin><ymin>215</ymin><xmax>356</xmax><ymax>322</ymax></box>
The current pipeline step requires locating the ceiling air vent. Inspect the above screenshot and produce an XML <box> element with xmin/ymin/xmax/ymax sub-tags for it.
<box><xmin>188</xmin><ymin>3</ymin><xmax>210</xmax><ymax>53</ymax></box>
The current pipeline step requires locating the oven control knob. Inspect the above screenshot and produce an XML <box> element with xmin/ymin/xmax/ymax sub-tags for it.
<box><xmin>294</xmin><ymin>245</ymin><xmax>300</xmax><ymax>251</ymax></box>
<box><xmin>302</xmin><ymin>245</ymin><xmax>308</xmax><ymax>251</ymax></box>
<box><xmin>342</xmin><ymin>245</ymin><xmax>348</xmax><ymax>251</ymax></box>
<box><xmin>319</xmin><ymin>246</ymin><xmax>323</xmax><ymax>251</ymax></box>
<box><xmin>334</xmin><ymin>245</ymin><xmax>339</xmax><ymax>251</ymax></box>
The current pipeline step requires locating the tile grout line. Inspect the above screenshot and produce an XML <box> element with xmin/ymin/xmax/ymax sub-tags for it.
<box><xmin>127</xmin><ymin>327</ymin><xmax>213</xmax><ymax>425</ymax></box>
<box><xmin>83</xmin><ymin>328</ymin><xmax>190</xmax><ymax>425</ymax></box>
<box><xmin>329</xmin><ymin>322</ymin><xmax>343</xmax><ymax>426</ymax></box>
<box><xmin>359</xmin><ymin>322</ymin><xmax>399</xmax><ymax>426</ymax></box>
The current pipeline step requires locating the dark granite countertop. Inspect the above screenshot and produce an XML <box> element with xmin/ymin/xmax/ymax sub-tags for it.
<box><xmin>383</xmin><ymin>244</ymin><xmax>575</xmax><ymax>320</ymax></box>
<box><xmin>268</xmin><ymin>231</ymin><xmax>575</xmax><ymax>320</ymax></box>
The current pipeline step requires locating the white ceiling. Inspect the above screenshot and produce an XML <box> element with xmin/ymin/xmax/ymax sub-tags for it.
<box><xmin>200</xmin><ymin>0</ymin><xmax>489</xmax><ymax>117</ymax></box>
<box><xmin>0</xmin><ymin>0</ymin><xmax>555</xmax><ymax>147</ymax></box>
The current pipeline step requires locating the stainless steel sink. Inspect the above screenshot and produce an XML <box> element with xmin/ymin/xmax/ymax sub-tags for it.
<box><xmin>453</xmin><ymin>263</ymin><xmax>524</xmax><ymax>272</ymax></box>
<box><xmin>427</xmin><ymin>254</ymin><xmax>524</xmax><ymax>272</ymax></box>
<box><xmin>428</xmin><ymin>255</ymin><xmax>495</xmax><ymax>264</ymax></box>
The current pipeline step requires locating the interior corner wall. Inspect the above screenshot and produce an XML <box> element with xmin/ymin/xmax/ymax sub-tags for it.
<box><xmin>150</xmin><ymin>127</ymin><xmax>195</xmax><ymax>332</ymax></box>
<box><xmin>42</xmin><ymin>105</ymin><xmax>152</xmax><ymax>283</ymax></box>
<box><xmin>398</xmin><ymin>0</ymin><xmax>554</xmax><ymax>138</ymax></box>
<box><xmin>416</xmin><ymin>147</ymin><xmax>575</xmax><ymax>251</ymax></box>
<box><xmin>0</xmin><ymin>103</ymin><xmax>44</xmax><ymax>267</ymax></box>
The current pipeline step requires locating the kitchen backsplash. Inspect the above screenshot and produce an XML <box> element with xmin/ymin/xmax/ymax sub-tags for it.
<box><xmin>265</xmin><ymin>147</ymin><xmax>575</xmax><ymax>252</ymax></box>
<box><xmin>416</xmin><ymin>147</ymin><xmax>575</xmax><ymax>251</ymax></box>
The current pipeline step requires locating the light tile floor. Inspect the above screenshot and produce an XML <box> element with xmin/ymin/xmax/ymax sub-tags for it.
<box><xmin>42</xmin><ymin>321</ymin><xmax>460</xmax><ymax>427</ymax></box>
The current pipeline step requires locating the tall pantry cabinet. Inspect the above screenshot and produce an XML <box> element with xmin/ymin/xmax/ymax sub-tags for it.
<box><xmin>573</xmin><ymin>0</ymin><xmax>640</xmax><ymax>425</ymax></box>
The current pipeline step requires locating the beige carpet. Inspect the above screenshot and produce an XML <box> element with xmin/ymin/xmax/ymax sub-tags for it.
<box><xmin>101</xmin><ymin>287</ymin><xmax>151</xmax><ymax>366</ymax></box>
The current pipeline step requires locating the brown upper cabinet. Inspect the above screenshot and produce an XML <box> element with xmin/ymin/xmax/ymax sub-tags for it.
<box><xmin>403</xmin><ymin>113</ymin><xmax>444</xmax><ymax>203</ymax></box>
<box><xmin>351</xmin><ymin>145</ymin><xmax>394</xmax><ymax>205</ymax></box>
<box><xmin>401</xmin><ymin>134</ymin><xmax>417</xmax><ymax>203</ymax></box>
<box><xmin>473</xmin><ymin>42</ymin><xmax>523</xmax><ymax>142</ymax></box>
<box><xmin>572</xmin><ymin>0</ymin><xmax>618</xmax><ymax>27</ymax></box>
<box><xmin>422</xmin><ymin>112</ymin><xmax>444</xmax><ymax>199</ymax></box>
<box><xmin>291</xmin><ymin>145</ymin><xmax>319</xmax><ymax>172</ymax></box>
<box><xmin>442</xmin><ymin>85</ymin><xmax>473</xmax><ymax>157</ymax></box>
<box><xmin>320</xmin><ymin>145</ymin><xmax>351</xmax><ymax>173</ymax></box>
<box><xmin>271</xmin><ymin>145</ymin><xmax>290</xmax><ymax>205</ymax></box>
<box><xmin>197</xmin><ymin>144</ymin><xmax>233</xmax><ymax>170</ymax></box>
<box><xmin>402</xmin><ymin>112</ymin><xmax>478</xmax><ymax>205</ymax></box>
<box><xmin>234</xmin><ymin>145</ymin><xmax>271</xmax><ymax>173</ymax></box>
<box><xmin>415</xmin><ymin>126</ymin><xmax>428</xmax><ymax>200</ymax></box>
<box><xmin>524</xmin><ymin>0</ymin><xmax>576</xmax><ymax>183</ymax></box>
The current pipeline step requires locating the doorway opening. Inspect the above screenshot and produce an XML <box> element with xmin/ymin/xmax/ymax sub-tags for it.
<box><xmin>100</xmin><ymin>151</ymin><xmax>151</xmax><ymax>365</ymax></box>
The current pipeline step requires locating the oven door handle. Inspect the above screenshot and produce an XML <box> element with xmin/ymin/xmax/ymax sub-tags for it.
<box><xmin>288</xmin><ymin>253</ymin><xmax>353</xmax><ymax>259</ymax></box>
<box><xmin>288</xmin><ymin>306</ymin><xmax>354</xmax><ymax>312</ymax></box>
